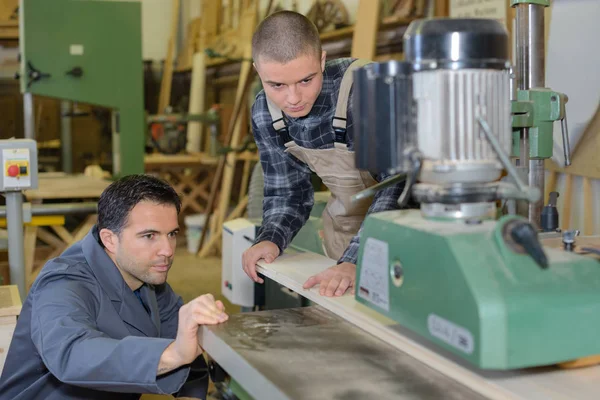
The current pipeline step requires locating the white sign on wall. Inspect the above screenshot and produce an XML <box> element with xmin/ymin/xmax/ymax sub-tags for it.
<box><xmin>450</xmin><ymin>0</ymin><xmax>508</xmax><ymax>27</ymax></box>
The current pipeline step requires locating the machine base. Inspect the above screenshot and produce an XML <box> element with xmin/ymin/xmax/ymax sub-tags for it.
<box><xmin>355</xmin><ymin>209</ymin><xmax>600</xmax><ymax>370</ymax></box>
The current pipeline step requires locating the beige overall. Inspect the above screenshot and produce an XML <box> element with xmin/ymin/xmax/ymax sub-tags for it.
<box><xmin>267</xmin><ymin>59</ymin><xmax>377</xmax><ymax>260</ymax></box>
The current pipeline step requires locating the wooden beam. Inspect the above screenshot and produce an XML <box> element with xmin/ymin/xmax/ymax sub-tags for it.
<box><xmin>351</xmin><ymin>0</ymin><xmax>381</xmax><ymax>59</ymax></box>
<box><xmin>157</xmin><ymin>0</ymin><xmax>180</xmax><ymax>113</ymax></box>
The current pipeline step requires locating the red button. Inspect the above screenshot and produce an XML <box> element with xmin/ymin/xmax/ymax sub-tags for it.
<box><xmin>224</xmin><ymin>280</ymin><xmax>229</xmax><ymax>288</ymax></box>
<box><xmin>7</xmin><ymin>165</ymin><xmax>19</xmax><ymax>177</ymax></box>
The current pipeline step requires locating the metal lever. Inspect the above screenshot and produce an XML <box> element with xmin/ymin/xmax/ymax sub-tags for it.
<box><xmin>21</xmin><ymin>61</ymin><xmax>51</xmax><ymax>88</ymax></box>
<box><xmin>477</xmin><ymin>117</ymin><xmax>540</xmax><ymax>203</ymax></box>
<box><xmin>560</xmin><ymin>110</ymin><xmax>572</xmax><ymax>167</ymax></box>
<box><xmin>351</xmin><ymin>172</ymin><xmax>407</xmax><ymax>202</ymax></box>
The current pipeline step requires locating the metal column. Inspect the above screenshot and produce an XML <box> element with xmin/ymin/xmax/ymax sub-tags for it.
<box><xmin>515</xmin><ymin>3</ymin><xmax>546</xmax><ymax>227</ymax></box>
<box><xmin>5</xmin><ymin>192</ymin><xmax>26</xmax><ymax>300</ymax></box>
<box><xmin>60</xmin><ymin>101</ymin><xmax>73</xmax><ymax>173</ymax></box>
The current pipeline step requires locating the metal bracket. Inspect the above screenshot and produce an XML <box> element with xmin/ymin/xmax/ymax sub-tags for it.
<box><xmin>511</xmin><ymin>89</ymin><xmax>569</xmax><ymax>161</ymax></box>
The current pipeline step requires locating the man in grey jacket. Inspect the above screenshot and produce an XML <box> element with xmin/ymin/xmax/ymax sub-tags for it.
<box><xmin>0</xmin><ymin>174</ymin><xmax>228</xmax><ymax>399</ymax></box>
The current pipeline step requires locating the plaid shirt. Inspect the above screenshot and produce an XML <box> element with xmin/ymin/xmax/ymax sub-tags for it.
<box><xmin>252</xmin><ymin>58</ymin><xmax>405</xmax><ymax>264</ymax></box>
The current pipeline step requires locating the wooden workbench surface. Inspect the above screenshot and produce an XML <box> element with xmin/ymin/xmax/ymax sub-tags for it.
<box><xmin>257</xmin><ymin>251</ymin><xmax>600</xmax><ymax>400</ymax></box>
<box><xmin>24</xmin><ymin>173</ymin><xmax>111</xmax><ymax>201</ymax></box>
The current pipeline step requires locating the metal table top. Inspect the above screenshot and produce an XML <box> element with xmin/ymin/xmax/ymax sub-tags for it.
<box><xmin>200</xmin><ymin>306</ymin><xmax>486</xmax><ymax>400</ymax></box>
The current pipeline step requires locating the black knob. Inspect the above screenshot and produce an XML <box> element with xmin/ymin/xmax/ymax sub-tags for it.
<box><xmin>541</xmin><ymin>191</ymin><xmax>559</xmax><ymax>232</ymax></box>
<box><xmin>25</xmin><ymin>61</ymin><xmax>51</xmax><ymax>88</ymax></box>
<box><xmin>510</xmin><ymin>221</ymin><xmax>549</xmax><ymax>269</ymax></box>
<box><xmin>66</xmin><ymin>67</ymin><xmax>83</xmax><ymax>78</ymax></box>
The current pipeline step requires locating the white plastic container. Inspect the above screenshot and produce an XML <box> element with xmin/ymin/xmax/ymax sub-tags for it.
<box><xmin>184</xmin><ymin>214</ymin><xmax>207</xmax><ymax>254</ymax></box>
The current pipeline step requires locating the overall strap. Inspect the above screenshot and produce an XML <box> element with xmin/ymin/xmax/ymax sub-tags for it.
<box><xmin>332</xmin><ymin>58</ymin><xmax>372</xmax><ymax>143</ymax></box>
<box><xmin>266</xmin><ymin>96</ymin><xmax>293</xmax><ymax>143</ymax></box>
<box><xmin>267</xmin><ymin>96</ymin><xmax>287</xmax><ymax>133</ymax></box>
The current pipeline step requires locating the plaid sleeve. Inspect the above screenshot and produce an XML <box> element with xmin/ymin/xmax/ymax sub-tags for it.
<box><xmin>338</xmin><ymin>83</ymin><xmax>405</xmax><ymax>265</ymax></box>
<box><xmin>252</xmin><ymin>114</ymin><xmax>315</xmax><ymax>253</ymax></box>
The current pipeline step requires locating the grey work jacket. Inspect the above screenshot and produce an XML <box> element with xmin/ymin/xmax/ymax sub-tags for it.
<box><xmin>0</xmin><ymin>226</ymin><xmax>207</xmax><ymax>399</ymax></box>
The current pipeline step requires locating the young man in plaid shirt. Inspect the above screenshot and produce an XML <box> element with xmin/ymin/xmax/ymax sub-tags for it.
<box><xmin>242</xmin><ymin>11</ymin><xmax>405</xmax><ymax>297</ymax></box>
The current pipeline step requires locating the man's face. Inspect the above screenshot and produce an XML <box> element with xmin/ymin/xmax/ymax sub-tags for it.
<box><xmin>255</xmin><ymin>50</ymin><xmax>326</xmax><ymax>118</ymax></box>
<box><xmin>102</xmin><ymin>201</ymin><xmax>179</xmax><ymax>289</ymax></box>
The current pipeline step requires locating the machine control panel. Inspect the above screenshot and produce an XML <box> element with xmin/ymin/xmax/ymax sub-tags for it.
<box><xmin>0</xmin><ymin>139</ymin><xmax>38</xmax><ymax>191</ymax></box>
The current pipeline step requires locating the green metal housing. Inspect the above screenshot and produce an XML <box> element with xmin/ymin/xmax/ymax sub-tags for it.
<box><xmin>355</xmin><ymin>210</ymin><xmax>600</xmax><ymax>370</ymax></box>
<box><xmin>20</xmin><ymin>0</ymin><xmax>145</xmax><ymax>175</ymax></box>
<box><xmin>511</xmin><ymin>89</ymin><xmax>567</xmax><ymax>159</ymax></box>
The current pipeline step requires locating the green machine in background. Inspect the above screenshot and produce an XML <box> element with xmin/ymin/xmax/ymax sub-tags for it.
<box><xmin>352</xmin><ymin>13</ymin><xmax>600</xmax><ymax>370</ymax></box>
<box><xmin>18</xmin><ymin>0</ymin><xmax>144</xmax><ymax>175</ymax></box>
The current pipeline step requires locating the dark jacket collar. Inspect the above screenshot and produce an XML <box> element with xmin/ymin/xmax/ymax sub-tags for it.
<box><xmin>81</xmin><ymin>226</ymin><xmax>159</xmax><ymax>336</ymax></box>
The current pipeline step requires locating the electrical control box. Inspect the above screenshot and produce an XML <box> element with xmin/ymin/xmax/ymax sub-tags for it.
<box><xmin>222</xmin><ymin>218</ymin><xmax>257</xmax><ymax>307</ymax></box>
<box><xmin>0</xmin><ymin>139</ymin><xmax>38</xmax><ymax>191</ymax></box>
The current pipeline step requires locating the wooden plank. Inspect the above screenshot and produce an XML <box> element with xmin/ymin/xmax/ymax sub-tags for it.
<box><xmin>545</xmin><ymin>170</ymin><xmax>557</xmax><ymax>205</ymax></box>
<box><xmin>51</xmin><ymin>225</ymin><xmax>74</xmax><ymax>244</ymax></box>
<box><xmin>545</xmin><ymin>106</ymin><xmax>600</xmax><ymax>180</ymax></box>
<box><xmin>583</xmin><ymin>177</ymin><xmax>593</xmax><ymax>235</ymax></box>
<box><xmin>561</xmin><ymin>174</ymin><xmax>573</xmax><ymax>230</ymax></box>
<box><xmin>199</xmin><ymin>195</ymin><xmax>248</xmax><ymax>258</ymax></box>
<box><xmin>144</xmin><ymin>152</ymin><xmax>218</xmax><ymax>167</ymax></box>
<box><xmin>350</xmin><ymin>0</ymin><xmax>381</xmax><ymax>59</ymax></box>
<box><xmin>0</xmin><ymin>0</ymin><xmax>18</xmax><ymax>21</ymax></box>
<box><xmin>186</xmin><ymin>33</ymin><xmax>207</xmax><ymax>153</ymax></box>
<box><xmin>0</xmin><ymin>285</ymin><xmax>21</xmax><ymax>317</ymax></box>
<box><xmin>197</xmin><ymin>26</ymin><xmax>256</xmax><ymax>255</ymax></box>
<box><xmin>23</xmin><ymin>225</ymin><xmax>38</xmax><ymax>290</ymax></box>
<box><xmin>36</xmin><ymin>227</ymin><xmax>67</xmax><ymax>249</ymax></box>
<box><xmin>0</xmin><ymin>315</ymin><xmax>17</xmax><ymax>375</ymax></box>
<box><xmin>158</xmin><ymin>0</ymin><xmax>181</xmax><ymax>113</ymax></box>
<box><xmin>256</xmin><ymin>252</ymin><xmax>600</xmax><ymax>400</ymax></box>
<box><xmin>239</xmin><ymin>158</ymin><xmax>252</xmax><ymax>200</ymax></box>
<box><xmin>23</xmin><ymin>175</ymin><xmax>110</xmax><ymax>201</ymax></box>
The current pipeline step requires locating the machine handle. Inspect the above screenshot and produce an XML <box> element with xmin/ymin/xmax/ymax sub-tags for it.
<box><xmin>509</xmin><ymin>221</ymin><xmax>549</xmax><ymax>269</ymax></box>
<box><xmin>25</xmin><ymin>61</ymin><xmax>51</xmax><ymax>88</ymax></box>
<box><xmin>560</xmin><ymin>110</ymin><xmax>572</xmax><ymax>167</ymax></box>
<box><xmin>66</xmin><ymin>66</ymin><xmax>84</xmax><ymax>78</ymax></box>
<box><xmin>351</xmin><ymin>172</ymin><xmax>407</xmax><ymax>202</ymax></box>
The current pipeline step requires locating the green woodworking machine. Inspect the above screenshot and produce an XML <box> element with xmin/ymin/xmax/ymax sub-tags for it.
<box><xmin>18</xmin><ymin>0</ymin><xmax>145</xmax><ymax>175</ymax></box>
<box><xmin>353</xmin><ymin>1</ymin><xmax>599</xmax><ymax>370</ymax></box>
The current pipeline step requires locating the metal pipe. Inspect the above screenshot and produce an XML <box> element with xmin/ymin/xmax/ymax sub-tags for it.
<box><xmin>515</xmin><ymin>3</ymin><xmax>546</xmax><ymax>226</ymax></box>
<box><xmin>515</xmin><ymin>4</ymin><xmax>545</xmax><ymax>90</ymax></box>
<box><xmin>23</xmin><ymin>93</ymin><xmax>35</xmax><ymax>140</ymax></box>
<box><xmin>0</xmin><ymin>202</ymin><xmax>97</xmax><ymax>218</ymax></box>
<box><xmin>61</xmin><ymin>101</ymin><xmax>73</xmax><ymax>173</ymax></box>
<box><xmin>6</xmin><ymin>192</ymin><xmax>26</xmax><ymax>300</ymax></box>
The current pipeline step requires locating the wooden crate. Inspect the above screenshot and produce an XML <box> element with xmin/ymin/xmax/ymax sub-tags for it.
<box><xmin>0</xmin><ymin>285</ymin><xmax>21</xmax><ymax>375</ymax></box>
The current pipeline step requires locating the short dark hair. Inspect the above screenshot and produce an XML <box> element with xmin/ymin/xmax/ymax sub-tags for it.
<box><xmin>97</xmin><ymin>174</ymin><xmax>181</xmax><ymax>235</ymax></box>
<box><xmin>252</xmin><ymin>10</ymin><xmax>321</xmax><ymax>64</ymax></box>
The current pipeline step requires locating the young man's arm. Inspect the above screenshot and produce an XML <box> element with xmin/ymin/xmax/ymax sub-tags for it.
<box><xmin>242</xmin><ymin>115</ymin><xmax>315</xmax><ymax>283</ymax></box>
<box><xmin>303</xmin><ymin>83</ymin><xmax>405</xmax><ymax>296</ymax></box>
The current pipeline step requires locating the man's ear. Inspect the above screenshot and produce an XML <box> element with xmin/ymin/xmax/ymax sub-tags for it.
<box><xmin>99</xmin><ymin>228</ymin><xmax>119</xmax><ymax>254</ymax></box>
<box><xmin>321</xmin><ymin>50</ymin><xmax>327</xmax><ymax>72</ymax></box>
